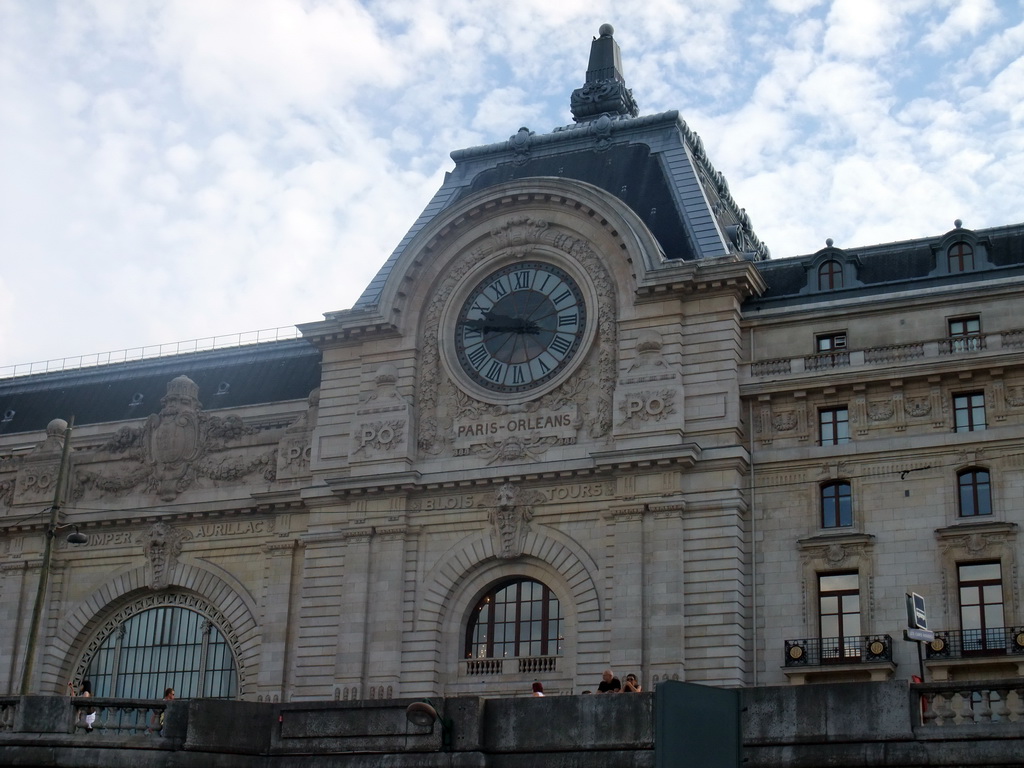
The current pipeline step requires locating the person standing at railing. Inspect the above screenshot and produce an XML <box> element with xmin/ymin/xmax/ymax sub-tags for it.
<box><xmin>149</xmin><ymin>687</ymin><xmax>176</xmax><ymax>733</ymax></box>
<box><xmin>79</xmin><ymin>680</ymin><xmax>96</xmax><ymax>732</ymax></box>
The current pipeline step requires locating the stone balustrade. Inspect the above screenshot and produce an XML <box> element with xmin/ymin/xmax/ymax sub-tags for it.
<box><xmin>747</xmin><ymin>329</ymin><xmax>1024</xmax><ymax>381</ymax></box>
<box><xmin>462</xmin><ymin>655</ymin><xmax>559</xmax><ymax>676</ymax></box>
<box><xmin>917</xmin><ymin>680</ymin><xmax>1024</xmax><ymax>727</ymax></box>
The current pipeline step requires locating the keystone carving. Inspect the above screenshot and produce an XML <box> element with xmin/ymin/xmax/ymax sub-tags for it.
<box><xmin>487</xmin><ymin>483</ymin><xmax>545</xmax><ymax>559</ymax></box>
<box><xmin>142</xmin><ymin>522</ymin><xmax>191</xmax><ymax>590</ymax></box>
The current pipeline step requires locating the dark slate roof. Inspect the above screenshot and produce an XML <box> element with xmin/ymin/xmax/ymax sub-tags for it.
<box><xmin>0</xmin><ymin>339</ymin><xmax>321</xmax><ymax>436</ymax></box>
<box><xmin>749</xmin><ymin>223</ymin><xmax>1024</xmax><ymax>307</ymax></box>
<box><xmin>459</xmin><ymin>144</ymin><xmax>696</xmax><ymax>260</ymax></box>
<box><xmin>351</xmin><ymin>26</ymin><xmax>768</xmax><ymax>312</ymax></box>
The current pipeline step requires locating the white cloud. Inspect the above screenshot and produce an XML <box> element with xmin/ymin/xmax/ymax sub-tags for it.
<box><xmin>768</xmin><ymin>0</ymin><xmax>825</xmax><ymax>12</ymax></box>
<box><xmin>823</xmin><ymin>0</ymin><xmax>906</xmax><ymax>60</ymax></box>
<box><xmin>1</xmin><ymin>0</ymin><xmax>1022</xmax><ymax>367</ymax></box>
<box><xmin>946</xmin><ymin>16</ymin><xmax>1024</xmax><ymax>88</ymax></box>
<box><xmin>922</xmin><ymin>0</ymin><xmax>1001</xmax><ymax>51</ymax></box>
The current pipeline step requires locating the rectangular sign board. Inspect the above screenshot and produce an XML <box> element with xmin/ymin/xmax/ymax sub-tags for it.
<box><xmin>904</xmin><ymin>627</ymin><xmax>935</xmax><ymax>643</ymax></box>
<box><xmin>906</xmin><ymin>592</ymin><xmax>927</xmax><ymax>630</ymax></box>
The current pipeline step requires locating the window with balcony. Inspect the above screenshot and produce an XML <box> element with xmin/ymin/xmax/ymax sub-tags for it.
<box><xmin>958</xmin><ymin>468</ymin><xmax>992</xmax><ymax>517</ymax></box>
<box><xmin>821</xmin><ymin>481</ymin><xmax>853</xmax><ymax>528</ymax></box>
<box><xmin>819</xmin><ymin>572</ymin><xmax>861</xmax><ymax>662</ymax></box>
<box><xmin>816</xmin><ymin>333</ymin><xmax>847</xmax><ymax>352</ymax></box>
<box><xmin>953</xmin><ymin>392</ymin><xmax>986</xmax><ymax>432</ymax></box>
<box><xmin>947</xmin><ymin>242</ymin><xmax>975</xmax><ymax>273</ymax></box>
<box><xmin>808</xmin><ymin>333</ymin><xmax>849</xmax><ymax>371</ymax></box>
<box><xmin>465</xmin><ymin>578</ymin><xmax>563</xmax><ymax>662</ymax></box>
<box><xmin>819</xmin><ymin>407</ymin><xmax>850</xmax><ymax>446</ymax></box>
<box><xmin>948</xmin><ymin>316</ymin><xmax>982</xmax><ymax>352</ymax></box>
<box><xmin>958</xmin><ymin>562</ymin><xmax>1005</xmax><ymax>654</ymax></box>
<box><xmin>817</xmin><ymin>260</ymin><xmax>844</xmax><ymax>290</ymax></box>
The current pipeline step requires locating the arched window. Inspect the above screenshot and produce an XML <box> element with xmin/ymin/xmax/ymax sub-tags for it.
<box><xmin>947</xmin><ymin>242</ymin><xmax>974</xmax><ymax>273</ymax></box>
<box><xmin>958</xmin><ymin>468</ymin><xmax>992</xmax><ymax>517</ymax></box>
<box><xmin>465</xmin><ymin>578</ymin><xmax>563</xmax><ymax>659</ymax></box>
<box><xmin>82</xmin><ymin>603</ymin><xmax>238</xmax><ymax>699</ymax></box>
<box><xmin>821</xmin><ymin>481</ymin><xmax>852</xmax><ymax>528</ymax></box>
<box><xmin>817</xmin><ymin>260</ymin><xmax>843</xmax><ymax>290</ymax></box>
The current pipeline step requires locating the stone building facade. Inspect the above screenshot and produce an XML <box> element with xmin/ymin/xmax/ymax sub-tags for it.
<box><xmin>747</xmin><ymin>224</ymin><xmax>1024</xmax><ymax>685</ymax></box>
<box><xmin>1</xmin><ymin>26</ymin><xmax>1021</xmax><ymax>703</ymax></box>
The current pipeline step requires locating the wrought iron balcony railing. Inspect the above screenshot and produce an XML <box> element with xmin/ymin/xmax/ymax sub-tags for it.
<box><xmin>784</xmin><ymin>634</ymin><xmax>893</xmax><ymax>667</ymax></box>
<box><xmin>925</xmin><ymin>627</ymin><xmax>1024</xmax><ymax>660</ymax></box>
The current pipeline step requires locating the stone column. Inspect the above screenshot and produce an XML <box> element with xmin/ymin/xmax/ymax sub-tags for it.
<box><xmin>364</xmin><ymin>526</ymin><xmax>406</xmax><ymax>700</ymax></box>
<box><xmin>258</xmin><ymin>539</ymin><xmax>301</xmax><ymax>701</ymax></box>
<box><xmin>606</xmin><ymin>505</ymin><xmax>645</xmax><ymax>677</ymax></box>
<box><xmin>334</xmin><ymin>529</ymin><xmax>373</xmax><ymax>696</ymax></box>
<box><xmin>289</xmin><ymin>531</ymin><xmax>346</xmax><ymax>700</ymax></box>
<box><xmin>646</xmin><ymin>502</ymin><xmax>687</xmax><ymax>686</ymax></box>
<box><xmin>682</xmin><ymin>488</ymin><xmax>750</xmax><ymax>687</ymax></box>
<box><xmin>0</xmin><ymin>561</ymin><xmax>29</xmax><ymax>693</ymax></box>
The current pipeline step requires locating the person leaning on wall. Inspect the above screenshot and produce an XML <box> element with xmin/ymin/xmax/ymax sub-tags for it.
<box><xmin>622</xmin><ymin>673</ymin><xmax>642</xmax><ymax>692</ymax></box>
<box><xmin>596</xmin><ymin>669</ymin><xmax>621</xmax><ymax>693</ymax></box>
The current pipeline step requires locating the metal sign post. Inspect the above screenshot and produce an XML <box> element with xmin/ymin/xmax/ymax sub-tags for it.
<box><xmin>903</xmin><ymin>593</ymin><xmax>934</xmax><ymax>683</ymax></box>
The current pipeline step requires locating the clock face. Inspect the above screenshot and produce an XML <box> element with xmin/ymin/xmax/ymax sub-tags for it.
<box><xmin>454</xmin><ymin>261</ymin><xmax>587</xmax><ymax>394</ymax></box>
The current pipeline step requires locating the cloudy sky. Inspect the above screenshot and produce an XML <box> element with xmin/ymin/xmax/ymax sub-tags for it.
<box><xmin>2</xmin><ymin>0</ymin><xmax>1022</xmax><ymax>371</ymax></box>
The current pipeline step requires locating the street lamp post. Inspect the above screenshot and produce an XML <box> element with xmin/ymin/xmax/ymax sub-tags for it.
<box><xmin>20</xmin><ymin>417</ymin><xmax>76</xmax><ymax>695</ymax></box>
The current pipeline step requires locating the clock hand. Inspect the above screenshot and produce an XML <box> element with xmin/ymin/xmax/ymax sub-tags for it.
<box><xmin>464</xmin><ymin>312</ymin><xmax>541</xmax><ymax>335</ymax></box>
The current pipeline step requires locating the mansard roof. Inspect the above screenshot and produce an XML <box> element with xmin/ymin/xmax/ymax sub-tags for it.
<box><xmin>0</xmin><ymin>339</ymin><xmax>321</xmax><ymax>436</ymax></box>
<box><xmin>748</xmin><ymin>222</ymin><xmax>1024</xmax><ymax>307</ymax></box>
<box><xmin>352</xmin><ymin>25</ymin><xmax>768</xmax><ymax>312</ymax></box>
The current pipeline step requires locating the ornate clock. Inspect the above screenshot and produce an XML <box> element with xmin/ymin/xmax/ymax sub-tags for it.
<box><xmin>453</xmin><ymin>261</ymin><xmax>587</xmax><ymax>394</ymax></box>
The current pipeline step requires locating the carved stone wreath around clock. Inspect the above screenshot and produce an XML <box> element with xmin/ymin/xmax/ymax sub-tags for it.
<box><xmin>417</xmin><ymin>217</ymin><xmax>616</xmax><ymax>458</ymax></box>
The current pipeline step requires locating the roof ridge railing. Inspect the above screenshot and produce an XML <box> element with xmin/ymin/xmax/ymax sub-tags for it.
<box><xmin>0</xmin><ymin>326</ymin><xmax>303</xmax><ymax>380</ymax></box>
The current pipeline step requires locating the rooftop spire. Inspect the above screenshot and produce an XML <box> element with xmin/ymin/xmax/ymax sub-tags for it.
<box><xmin>570</xmin><ymin>24</ymin><xmax>639</xmax><ymax>123</ymax></box>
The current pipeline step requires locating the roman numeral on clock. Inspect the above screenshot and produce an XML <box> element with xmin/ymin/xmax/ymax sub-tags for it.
<box><xmin>484</xmin><ymin>360</ymin><xmax>504</xmax><ymax>382</ymax></box>
<box><xmin>467</xmin><ymin>345</ymin><xmax>488</xmax><ymax>369</ymax></box>
<box><xmin>549</xmin><ymin>334</ymin><xmax>573</xmax><ymax>356</ymax></box>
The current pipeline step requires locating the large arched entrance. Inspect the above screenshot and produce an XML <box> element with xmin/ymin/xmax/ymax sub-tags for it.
<box><xmin>78</xmin><ymin>595</ymin><xmax>239</xmax><ymax>699</ymax></box>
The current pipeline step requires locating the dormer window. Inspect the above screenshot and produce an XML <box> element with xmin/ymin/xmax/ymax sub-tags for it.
<box><xmin>947</xmin><ymin>242</ymin><xmax>974</xmax><ymax>273</ymax></box>
<box><xmin>817</xmin><ymin>260</ymin><xmax>843</xmax><ymax>290</ymax></box>
<box><xmin>930</xmin><ymin>224</ymin><xmax>991</xmax><ymax>277</ymax></box>
<box><xmin>802</xmin><ymin>243</ymin><xmax>862</xmax><ymax>296</ymax></box>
